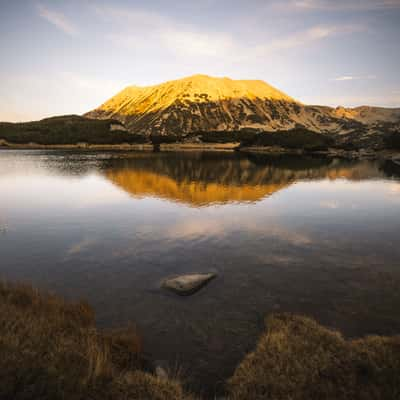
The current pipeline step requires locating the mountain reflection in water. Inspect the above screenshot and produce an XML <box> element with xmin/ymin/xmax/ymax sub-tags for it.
<box><xmin>103</xmin><ymin>152</ymin><xmax>393</xmax><ymax>206</ymax></box>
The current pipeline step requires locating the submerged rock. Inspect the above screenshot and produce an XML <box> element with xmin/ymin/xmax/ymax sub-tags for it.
<box><xmin>162</xmin><ymin>273</ymin><xmax>217</xmax><ymax>296</ymax></box>
<box><xmin>155</xmin><ymin>366</ymin><xmax>168</xmax><ymax>380</ymax></box>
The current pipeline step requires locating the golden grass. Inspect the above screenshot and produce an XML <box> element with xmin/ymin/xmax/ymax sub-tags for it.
<box><xmin>0</xmin><ymin>281</ymin><xmax>193</xmax><ymax>400</ymax></box>
<box><xmin>228</xmin><ymin>313</ymin><xmax>400</xmax><ymax>400</ymax></box>
<box><xmin>2</xmin><ymin>281</ymin><xmax>399</xmax><ymax>399</ymax></box>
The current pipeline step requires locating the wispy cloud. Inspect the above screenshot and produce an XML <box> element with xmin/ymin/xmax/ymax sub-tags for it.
<box><xmin>291</xmin><ymin>0</ymin><xmax>400</xmax><ymax>11</ymax></box>
<box><xmin>255</xmin><ymin>25</ymin><xmax>356</xmax><ymax>55</ymax></box>
<box><xmin>37</xmin><ymin>4</ymin><xmax>77</xmax><ymax>36</ymax></box>
<box><xmin>300</xmin><ymin>93</ymin><xmax>400</xmax><ymax>107</ymax></box>
<box><xmin>163</xmin><ymin>30</ymin><xmax>235</xmax><ymax>57</ymax></box>
<box><xmin>334</xmin><ymin>76</ymin><xmax>356</xmax><ymax>81</ymax></box>
<box><xmin>96</xmin><ymin>5</ymin><xmax>233</xmax><ymax>58</ymax></box>
<box><xmin>95</xmin><ymin>4</ymin><xmax>362</xmax><ymax>61</ymax></box>
<box><xmin>333</xmin><ymin>75</ymin><xmax>376</xmax><ymax>81</ymax></box>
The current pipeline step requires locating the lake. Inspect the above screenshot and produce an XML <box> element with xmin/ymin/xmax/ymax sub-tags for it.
<box><xmin>1</xmin><ymin>149</ymin><xmax>400</xmax><ymax>395</ymax></box>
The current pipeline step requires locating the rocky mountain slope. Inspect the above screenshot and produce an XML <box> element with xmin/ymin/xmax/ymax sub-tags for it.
<box><xmin>86</xmin><ymin>74</ymin><xmax>400</xmax><ymax>137</ymax></box>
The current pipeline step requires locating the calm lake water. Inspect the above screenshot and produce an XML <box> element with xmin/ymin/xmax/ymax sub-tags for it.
<box><xmin>1</xmin><ymin>149</ymin><xmax>400</xmax><ymax>394</ymax></box>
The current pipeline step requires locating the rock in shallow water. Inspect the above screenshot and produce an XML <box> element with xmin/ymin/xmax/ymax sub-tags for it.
<box><xmin>162</xmin><ymin>273</ymin><xmax>217</xmax><ymax>296</ymax></box>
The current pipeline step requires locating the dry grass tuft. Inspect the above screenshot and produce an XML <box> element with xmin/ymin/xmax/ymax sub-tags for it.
<box><xmin>228</xmin><ymin>313</ymin><xmax>400</xmax><ymax>400</ymax></box>
<box><xmin>0</xmin><ymin>281</ymin><xmax>193</xmax><ymax>400</ymax></box>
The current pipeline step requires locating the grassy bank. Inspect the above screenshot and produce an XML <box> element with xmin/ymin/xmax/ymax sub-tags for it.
<box><xmin>1</xmin><ymin>282</ymin><xmax>400</xmax><ymax>399</ymax></box>
<box><xmin>228</xmin><ymin>314</ymin><xmax>400</xmax><ymax>400</ymax></box>
<box><xmin>0</xmin><ymin>281</ymin><xmax>193</xmax><ymax>400</ymax></box>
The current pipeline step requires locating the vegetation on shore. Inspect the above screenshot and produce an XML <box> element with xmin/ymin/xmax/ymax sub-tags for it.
<box><xmin>0</xmin><ymin>115</ymin><xmax>147</xmax><ymax>145</ymax></box>
<box><xmin>1</xmin><ymin>115</ymin><xmax>399</xmax><ymax>154</ymax></box>
<box><xmin>155</xmin><ymin>127</ymin><xmax>333</xmax><ymax>150</ymax></box>
<box><xmin>385</xmin><ymin>131</ymin><xmax>400</xmax><ymax>150</ymax></box>
<box><xmin>1</xmin><ymin>281</ymin><xmax>400</xmax><ymax>399</ymax></box>
<box><xmin>228</xmin><ymin>314</ymin><xmax>400</xmax><ymax>400</ymax></box>
<box><xmin>0</xmin><ymin>281</ymin><xmax>193</xmax><ymax>400</ymax></box>
<box><xmin>190</xmin><ymin>129</ymin><xmax>259</xmax><ymax>144</ymax></box>
<box><xmin>238</xmin><ymin>127</ymin><xmax>334</xmax><ymax>150</ymax></box>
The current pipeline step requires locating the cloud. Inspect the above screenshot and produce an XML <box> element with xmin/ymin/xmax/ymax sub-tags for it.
<box><xmin>163</xmin><ymin>30</ymin><xmax>235</xmax><ymax>57</ymax></box>
<box><xmin>37</xmin><ymin>4</ymin><xmax>77</xmax><ymax>36</ymax></box>
<box><xmin>243</xmin><ymin>24</ymin><xmax>365</xmax><ymax>61</ymax></box>
<box><xmin>333</xmin><ymin>75</ymin><xmax>376</xmax><ymax>81</ymax></box>
<box><xmin>291</xmin><ymin>0</ymin><xmax>400</xmax><ymax>11</ymax></box>
<box><xmin>300</xmin><ymin>93</ymin><xmax>400</xmax><ymax>107</ymax></box>
<box><xmin>335</xmin><ymin>76</ymin><xmax>356</xmax><ymax>81</ymax></box>
<box><xmin>108</xmin><ymin>30</ymin><xmax>234</xmax><ymax>58</ymax></box>
<box><xmin>255</xmin><ymin>25</ymin><xmax>347</xmax><ymax>55</ymax></box>
<box><xmin>96</xmin><ymin>5</ymin><xmax>234</xmax><ymax>58</ymax></box>
<box><xmin>95</xmin><ymin>4</ymin><xmax>361</xmax><ymax>61</ymax></box>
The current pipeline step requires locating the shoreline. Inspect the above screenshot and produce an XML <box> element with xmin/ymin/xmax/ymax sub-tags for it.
<box><xmin>0</xmin><ymin>140</ymin><xmax>239</xmax><ymax>152</ymax></box>
<box><xmin>0</xmin><ymin>141</ymin><xmax>154</xmax><ymax>151</ymax></box>
<box><xmin>2</xmin><ymin>280</ymin><xmax>400</xmax><ymax>399</ymax></box>
<box><xmin>1</xmin><ymin>140</ymin><xmax>399</xmax><ymax>162</ymax></box>
<box><xmin>239</xmin><ymin>146</ymin><xmax>400</xmax><ymax>162</ymax></box>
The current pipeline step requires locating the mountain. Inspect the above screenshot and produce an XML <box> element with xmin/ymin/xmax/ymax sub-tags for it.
<box><xmin>86</xmin><ymin>74</ymin><xmax>400</xmax><ymax>137</ymax></box>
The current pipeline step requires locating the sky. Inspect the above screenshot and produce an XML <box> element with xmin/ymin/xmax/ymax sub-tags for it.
<box><xmin>0</xmin><ymin>0</ymin><xmax>400</xmax><ymax>122</ymax></box>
